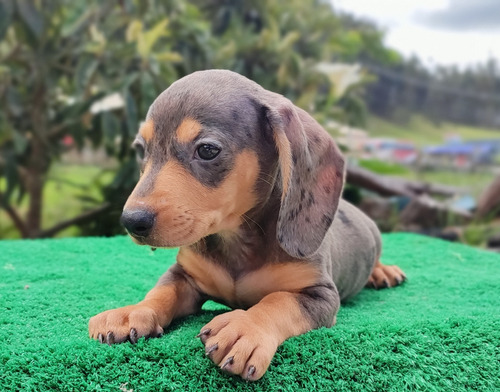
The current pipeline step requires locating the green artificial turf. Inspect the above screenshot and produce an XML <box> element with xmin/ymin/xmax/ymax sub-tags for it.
<box><xmin>1</xmin><ymin>234</ymin><xmax>499</xmax><ymax>391</ymax></box>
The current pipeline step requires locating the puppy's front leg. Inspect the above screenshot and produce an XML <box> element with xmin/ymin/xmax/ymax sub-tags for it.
<box><xmin>89</xmin><ymin>264</ymin><xmax>201</xmax><ymax>344</ymax></box>
<box><xmin>199</xmin><ymin>283</ymin><xmax>340</xmax><ymax>381</ymax></box>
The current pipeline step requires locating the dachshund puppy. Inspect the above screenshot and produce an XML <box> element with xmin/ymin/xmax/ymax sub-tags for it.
<box><xmin>89</xmin><ymin>70</ymin><xmax>406</xmax><ymax>381</ymax></box>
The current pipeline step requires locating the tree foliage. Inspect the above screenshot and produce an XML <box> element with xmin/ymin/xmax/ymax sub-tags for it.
<box><xmin>0</xmin><ymin>0</ymin><xmax>393</xmax><ymax>238</ymax></box>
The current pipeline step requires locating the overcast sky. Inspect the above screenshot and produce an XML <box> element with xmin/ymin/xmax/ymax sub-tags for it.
<box><xmin>331</xmin><ymin>0</ymin><xmax>500</xmax><ymax>69</ymax></box>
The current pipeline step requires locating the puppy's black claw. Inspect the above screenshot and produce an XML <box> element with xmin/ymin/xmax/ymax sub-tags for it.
<box><xmin>196</xmin><ymin>328</ymin><xmax>211</xmax><ymax>338</ymax></box>
<box><xmin>98</xmin><ymin>333</ymin><xmax>105</xmax><ymax>344</ymax></box>
<box><xmin>205</xmin><ymin>343</ymin><xmax>218</xmax><ymax>357</ymax></box>
<box><xmin>246</xmin><ymin>365</ymin><xmax>256</xmax><ymax>380</ymax></box>
<box><xmin>221</xmin><ymin>356</ymin><xmax>234</xmax><ymax>370</ymax></box>
<box><xmin>197</xmin><ymin>328</ymin><xmax>211</xmax><ymax>344</ymax></box>
<box><xmin>382</xmin><ymin>279</ymin><xmax>389</xmax><ymax>288</ymax></box>
<box><xmin>106</xmin><ymin>331</ymin><xmax>115</xmax><ymax>345</ymax></box>
<box><xmin>129</xmin><ymin>328</ymin><xmax>138</xmax><ymax>344</ymax></box>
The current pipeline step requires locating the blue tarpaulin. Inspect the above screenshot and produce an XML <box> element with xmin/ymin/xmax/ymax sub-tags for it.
<box><xmin>423</xmin><ymin>142</ymin><xmax>494</xmax><ymax>156</ymax></box>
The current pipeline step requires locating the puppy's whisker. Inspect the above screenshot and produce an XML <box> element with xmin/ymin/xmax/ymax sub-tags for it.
<box><xmin>242</xmin><ymin>213</ymin><xmax>265</xmax><ymax>236</ymax></box>
<box><xmin>259</xmin><ymin>172</ymin><xmax>276</xmax><ymax>185</ymax></box>
<box><xmin>262</xmin><ymin>172</ymin><xmax>276</xmax><ymax>180</ymax></box>
<box><xmin>257</xmin><ymin>176</ymin><xmax>274</xmax><ymax>187</ymax></box>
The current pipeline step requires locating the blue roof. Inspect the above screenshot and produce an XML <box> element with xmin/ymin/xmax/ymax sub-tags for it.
<box><xmin>424</xmin><ymin>142</ymin><xmax>495</xmax><ymax>156</ymax></box>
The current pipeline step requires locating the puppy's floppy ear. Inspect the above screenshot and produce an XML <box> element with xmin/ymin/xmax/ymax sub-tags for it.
<box><xmin>265</xmin><ymin>100</ymin><xmax>345</xmax><ymax>258</ymax></box>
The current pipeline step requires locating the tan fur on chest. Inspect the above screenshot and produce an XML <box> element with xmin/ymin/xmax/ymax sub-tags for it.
<box><xmin>177</xmin><ymin>247</ymin><xmax>319</xmax><ymax>308</ymax></box>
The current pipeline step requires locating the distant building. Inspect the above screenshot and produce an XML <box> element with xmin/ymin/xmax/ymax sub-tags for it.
<box><xmin>363</xmin><ymin>138</ymin><xmax>418</xmax><ymax>164</ymax></box>
<box><xmin>421</xmin><ymin>140</ymin><xmax>500</xmax><ymax>170</ymax></box>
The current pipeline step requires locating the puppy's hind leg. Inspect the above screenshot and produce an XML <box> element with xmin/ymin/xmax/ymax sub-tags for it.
<box><xmin>366</xmin><ymin>260</ymin><xmax>406</xmax><ymax>289</ymax></box>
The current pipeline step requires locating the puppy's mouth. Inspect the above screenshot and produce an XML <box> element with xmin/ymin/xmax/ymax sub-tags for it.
<box><xmin>121</xmin><ymin>209</ymin><xmax>208</xmax><ymax>248</ymax></box>
<box><xmin>127</xmin><ymin>231</ymin><xmax>149</xmax><ymax>243</ymax></box>
<box><xmin>127</xmin><ymin>231</ymin><xmax>201</xmax><ymax>249</ymax></box>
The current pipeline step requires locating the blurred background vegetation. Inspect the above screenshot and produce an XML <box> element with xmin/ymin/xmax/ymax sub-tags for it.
<box><xmin>1</xmin><ymin>0</ymin><xmax>500</xmax><ymax>248</ymax></box>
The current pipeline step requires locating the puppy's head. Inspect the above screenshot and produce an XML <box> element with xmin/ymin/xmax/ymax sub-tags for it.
<box><xmin>122</xmin><ymin>70</ymin><xmax>344</xmax><ymax>257</ymax></box>
<box><xmin>121</xmin><ymin>70</ymin><xmax>277</xmax><ymax>247</ymax></box>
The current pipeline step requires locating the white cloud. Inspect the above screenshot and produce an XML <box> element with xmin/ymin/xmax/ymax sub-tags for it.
<box><xmin>331</xmin><ymin>0</ymin><xmax>500</xmax><ymax>68</ymax></box>
<box><xmin>415</xmin><ymin>0</ymin><xmax>500</xmax><ymax>32</ymax></box>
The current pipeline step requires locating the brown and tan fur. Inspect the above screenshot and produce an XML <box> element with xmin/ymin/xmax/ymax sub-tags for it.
<box><xmin>89</xmin><ymin>70</ymin><xmax>406</xmax><ymax>381</ymax></box>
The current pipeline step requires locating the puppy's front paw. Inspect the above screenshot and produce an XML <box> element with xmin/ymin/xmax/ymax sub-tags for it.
<box><xmin>197</xmin><ymin>310</ymin><xmax>278</xmax><ymax>381</ymax></box>
<box><xmin>89</xmin><ymin>305</ymin><xmax>164</xmax><ymax>345</ymax></box>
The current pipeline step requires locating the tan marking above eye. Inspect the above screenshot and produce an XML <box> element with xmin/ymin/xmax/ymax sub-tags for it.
<box><xmin>176</xmin><ymin>118</ymin><xmax>202</xmax><ymax>143</ymax></box>
<box><xmin>139</xmin><ymin>120</ymin><xmax>155</xmax><ymax>143</ymax></box>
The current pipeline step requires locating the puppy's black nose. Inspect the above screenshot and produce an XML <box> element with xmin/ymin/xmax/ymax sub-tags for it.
<box><xmin>120</xmin><ymin>209</ymin><xmax>156</xmax><ymax>238</ymax></box>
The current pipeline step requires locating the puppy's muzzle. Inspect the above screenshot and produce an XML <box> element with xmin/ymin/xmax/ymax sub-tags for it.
<box><xmin>120</xmin><ymin>209</ymin><xmax>156</xmax><ymax>239</ymax></box>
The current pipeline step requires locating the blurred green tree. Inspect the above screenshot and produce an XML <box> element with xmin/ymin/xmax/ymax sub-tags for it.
<box><xmin>0</xmin><ymin>0</ymin><xmax>390</xmax><ymax>238</ymax></box>
<box><xmin>0</xmin><ymin>0</ymin><xmax>195</xmax><ymax>237</ymax></box>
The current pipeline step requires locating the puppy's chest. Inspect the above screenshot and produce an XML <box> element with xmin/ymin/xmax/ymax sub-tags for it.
<box><xmin>177</xmin><ymin>247</ymin><xmax>318</xmax><ymax>308</ymax></box>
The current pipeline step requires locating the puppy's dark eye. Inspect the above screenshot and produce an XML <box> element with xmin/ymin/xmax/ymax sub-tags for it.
<box><xmin>197</xmin><ymin>144</ymin><xmax>221</xmax><ymax>160</ymax></box>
